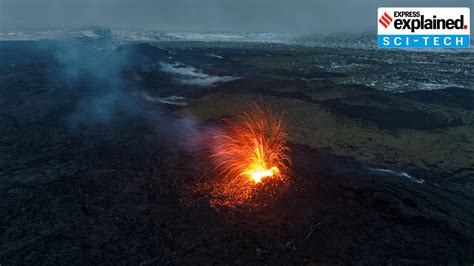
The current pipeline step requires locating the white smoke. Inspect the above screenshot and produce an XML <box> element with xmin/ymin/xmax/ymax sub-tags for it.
<box><xmin>159</xmin><ymin>62</ymin><xmax>238</xmax><ymax>87</ymax></box>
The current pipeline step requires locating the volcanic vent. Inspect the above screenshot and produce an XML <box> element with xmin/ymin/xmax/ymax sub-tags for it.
<box><xmin>206</xmin><ymin>105</ymin><xmax>292</xmax><ymax>208</ymax></box>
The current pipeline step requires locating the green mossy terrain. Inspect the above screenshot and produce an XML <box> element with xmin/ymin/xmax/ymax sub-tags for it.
<box><xmin>175</xmin><ymin>49</ymin><xmax>474</xmax><ymax>184</ymax></box>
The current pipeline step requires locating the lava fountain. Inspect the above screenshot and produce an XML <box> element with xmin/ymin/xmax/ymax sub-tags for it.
<box><xmin>209</xmin><ymin>105</ymin><xmax>291</xmax><ymax>207</ymax></box>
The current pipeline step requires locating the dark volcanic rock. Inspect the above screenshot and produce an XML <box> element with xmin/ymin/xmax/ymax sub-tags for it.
<box><xmin>402</xmin><ymin>88</ymin><xmax>474</xmax><ymax>110</ymax></box>
<box><xmin>114</xmin><ymin>43</ymin><xmax>173</xmax><ymax>68</ymax></box>
<box><xmin>0</xmin><ymin>41</ymin><xmax>473</xmax><ymax>265</ymax></box>
<box><xmin>321</xmin><ymin>98</ymin><xmax>455</xmax><ymax>130</ymax></box>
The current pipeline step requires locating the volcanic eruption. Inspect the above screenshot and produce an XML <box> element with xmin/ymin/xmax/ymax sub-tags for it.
<box><xmin>208</xmin><ymin>105</ymin><xmax>291</xmax><ymax>207</ymax></box>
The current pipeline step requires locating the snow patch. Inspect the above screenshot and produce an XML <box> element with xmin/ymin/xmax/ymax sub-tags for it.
<box><xmin>159</xmin><ymin>62</ymin><xmax>238</xmax><ymax>86</ymax></box>
<box><xmin>207</xmin><ymin>53</ymin><xmax>223</xmax><ymax>59</ymax></box>
<box><xmin>143</xmin><ymin>93</ymin><xmax>188</xmax><ymax>106</ymax></box>
<box><xmin>368</xmin><ymin>167</ymin><xmax>425</xmax><ymax>184</ymax></box>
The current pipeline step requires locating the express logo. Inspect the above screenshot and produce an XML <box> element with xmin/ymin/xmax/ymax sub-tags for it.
<box><xmin>378</xmin><ymin>9</ymin><xmax>469</xmax><ymax>33</ymax></box>
<box><xmin>378</xmin><ymin>12</ymin><xmax>393</xmax><ymax>28</ymax></box>
<box><xmin>377</xmin><ymin>7</ymin><xmax>470</xmax><ymax>48</ymax></box>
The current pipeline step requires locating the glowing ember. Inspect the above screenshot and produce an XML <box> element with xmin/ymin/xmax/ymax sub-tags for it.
<box><xmin>246</xmin><ymin>166</ymin><xmax>279</xmax><ymax>184</ymax></box>
<box><xmin>241</xmin><ymin>140</ymin><xmax>281</xmax><ymax>183</ymax></box>
<box><xmin>209</xmin><ymin>104</ymin><xmax>291</xmax><ymax>207</ymax></box>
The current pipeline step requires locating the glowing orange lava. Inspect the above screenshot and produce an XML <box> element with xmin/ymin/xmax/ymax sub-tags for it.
<box><xmin>209</xmin><ymin>105</ymin><xmax>291</xmax><ymax>207</ymax></box>
<box><xmin>241</xmin><ymin>141</ymin><xmax>281</xmax><ymax>184</ymax></box>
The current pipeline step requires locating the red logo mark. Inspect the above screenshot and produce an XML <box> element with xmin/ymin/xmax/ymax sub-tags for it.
<box><xmin>379</xmin><ymin>12</ymin><xmax>393</xmax><ymax>28</ymax></box>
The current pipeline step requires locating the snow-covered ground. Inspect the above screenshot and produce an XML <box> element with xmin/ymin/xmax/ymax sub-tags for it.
<box><xmin>2</xmin><ymin>28</ymin><xmax>472</xmax><ymax>52</ymax></box>
<box><xmin>0</xmin><ymin>28</ymin><xmax>381</xmax><ymax>49</ymax></box>
<box><xmin>0</xmin><ymin>28</ymin><xmax>299</xmax><ymax>44</ymax></box>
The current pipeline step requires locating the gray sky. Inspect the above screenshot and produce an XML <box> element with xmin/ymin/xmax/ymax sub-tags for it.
<box><xmin>0</xmin><ymin>0</ymin><xmax>472</xmax><ymax>33</ymax></box>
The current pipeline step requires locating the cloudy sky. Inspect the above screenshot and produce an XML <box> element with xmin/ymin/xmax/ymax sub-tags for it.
<box><xmin>0</xmin><ymin>0</ymin><xmax>471</xmax><ymax>33</ymax></box>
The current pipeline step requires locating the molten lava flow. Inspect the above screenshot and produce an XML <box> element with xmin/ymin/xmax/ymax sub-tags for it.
<box><xmin>209</xmin><ymin>105</ymin><xmax>291</xmax><ymax>207</ymax></box>
<box><xmin>242</xmin><ymin>140</ymin><xmax>281</xmax><ymax>183</ymax></box>
<box><xmin>246</xmin><ymin>166</ymin><xmax>279</xmax><ymax>184</ymax></box>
